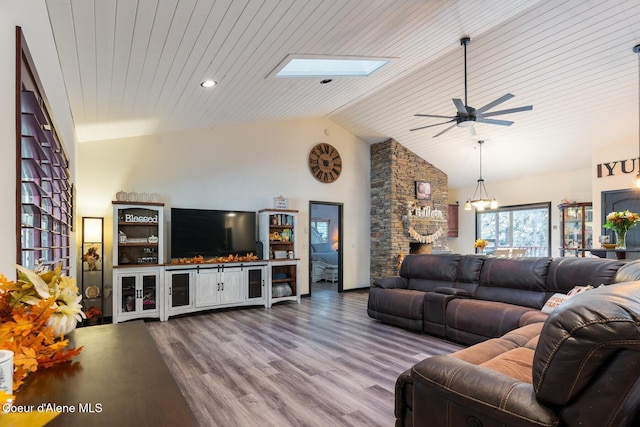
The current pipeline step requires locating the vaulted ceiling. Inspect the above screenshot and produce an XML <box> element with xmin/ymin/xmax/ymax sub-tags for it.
<box><xmin>45</xmin><ymin>0</ymin><xmax>640</xmax><ymax>188</ymax></box>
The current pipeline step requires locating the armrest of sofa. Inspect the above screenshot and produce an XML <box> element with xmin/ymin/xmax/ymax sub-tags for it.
<box><xmin>423</xmin><ymin>290</ymin><xmax>468</xmax><ymax>337</ymax></box>
<box><xmin>411</xmin><ymin>356</ymin><xmax>558</xmax><ymax>426</ymax></box>
<box><xmin>432</xmin><ymin>287</ymin><xmax>472</xmax><ymax>297</ymax></box>
<box><xmin>372</xmin><ymin>276</ymin><xmax>408</xmax><ymax>289</ymax></box>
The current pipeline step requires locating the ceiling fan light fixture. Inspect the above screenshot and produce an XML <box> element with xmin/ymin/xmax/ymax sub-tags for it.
<box><xmin>457</xmin><ymin>120</ymin><xmax>474</xmax><ymax>128</ymax></box>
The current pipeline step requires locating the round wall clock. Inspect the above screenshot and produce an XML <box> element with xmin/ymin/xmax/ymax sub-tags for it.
<box><xmin>308</xmin><ymin>143</ymin><xmax>342</xmax><ymax>183</ymax></box>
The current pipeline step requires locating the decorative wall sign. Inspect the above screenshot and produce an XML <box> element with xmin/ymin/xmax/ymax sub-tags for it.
<box><xmin>596</xmin><ymin>157</ymin><xmax>639</xmax><ymax>178</ymax></box>
<box><xmin>407</xmin><ymin>226</ymin><xmax>443</xmax><ymax>244</ymax></box>
<box><xmin>274</xmin><ymin>195</ymin><xmax>289</xmax><ymax>209</ymax></box>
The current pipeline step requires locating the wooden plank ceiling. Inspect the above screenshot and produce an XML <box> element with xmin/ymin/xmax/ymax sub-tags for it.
<box><xmin>45</xmin><ymin>0</ymin><xmax>640</xmax><ymax>188</ymax></box>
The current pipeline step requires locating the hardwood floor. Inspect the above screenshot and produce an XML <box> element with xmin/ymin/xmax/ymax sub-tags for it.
<box><xmin>146</xmin><ymin>283</ymin><xmax>462</xmax><ymax>427</ymax></box>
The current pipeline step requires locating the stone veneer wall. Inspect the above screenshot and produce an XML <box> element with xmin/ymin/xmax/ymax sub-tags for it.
<box><xmin>370</xmin><ymin>139</ymin><xmax>448</xmax><ymax>282</ymax></box>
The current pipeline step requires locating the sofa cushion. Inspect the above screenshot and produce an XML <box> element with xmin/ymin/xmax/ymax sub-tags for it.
<box><xmin>480</xmin><ymin>347</ymin><xmax>534</xmax><ymax>383</ymax></box>
<box><xmin>450</xmin><ymin>322</ymin><xmax>542</xmax><ymax>362</ymax></box>
<box><xmin>455</xmin><ymin>254</ymin><xmax>485</xmax><ymax>283</ymax></box>
<box><xmin>546</xmin><ymin>257</ymin><xmax>626</xmax><ymax>292</ymax></box>
<box><xmin>446</xmin><ymin>299</ymin><xmax>538</xmax><ymax>345</ymax></box>
<box><xmin>400</xmin><ymin>254</ymin><xmax>462</xmax><ymax>292</ymax></box>
<box><xmin>447</xmin><ymin>323</ymin><xmax>542</xmax><ymax>383</ymax></box>
<box><xmin>453</xmin><ymin>254</ymin><xmax>485</xmax><ymax>294</ymax></box>
<box><xmin>476</xmin><ymin>257</ymin><xmax>553</xmax><ymax>309</ymax></box>
<box><xmin>533</xmin><ymin>280</ymin><xmax>640</xmax><ymax>406</ymax></box>
<box><xmin>519</xmin><ymin>310</ymin><xmax>548</xmax><ymax>326</ymax></box>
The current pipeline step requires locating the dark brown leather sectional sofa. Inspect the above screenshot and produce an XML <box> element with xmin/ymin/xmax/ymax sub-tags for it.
<box><xmin>368</xmin><ymin>254</ymin><xmax>640</xmax><ymax>426</ymax></box>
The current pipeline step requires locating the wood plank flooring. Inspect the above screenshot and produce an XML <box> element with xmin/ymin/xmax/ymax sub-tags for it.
<box><xmin>146</xmin><ymin>282</ymin><xmax>462</xmax><ymax>427</ymax></box>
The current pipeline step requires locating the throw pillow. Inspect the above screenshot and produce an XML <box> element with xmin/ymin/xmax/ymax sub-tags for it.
<box><xmin>541</xmin><ymin>293</ymin><xmax>569</xmax><ymax>314</ymax></box>
<box><xmin>541</xmin><ymin>285</ymin><xmax>598</xmax><ymax>314</ymax></box>
<box><xmin>567</xmin><ymin>285</ymin><xmax>594</xmax><ymax>297</ymax></box>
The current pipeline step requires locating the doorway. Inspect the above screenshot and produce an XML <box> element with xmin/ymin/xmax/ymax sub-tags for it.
<box><xmin>309</xmin><ymin>201</ymin><xmax>343</xmax><ymax>295</ymax></box>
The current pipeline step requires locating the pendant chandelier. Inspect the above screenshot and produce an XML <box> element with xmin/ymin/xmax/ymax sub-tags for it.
<box><xmin>633</xmin><ymin>43</ymin><xmax>640</xmax><ymax>188</ymax></box>
<box><xmin>464</xmin><ymin>140</ymin><xmax>498</xmax><ymax>211</ymax></box>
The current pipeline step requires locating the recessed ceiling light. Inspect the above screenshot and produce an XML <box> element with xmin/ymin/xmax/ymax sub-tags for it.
<box><xmin>269</xmin><ymin>54</ymin><xmax>390</xmax><ymax>78</ymax></box>
<box><xmin>200</xmin><ymin>80</ymin><xmax>217</xmax><ymax>88</ymax></box>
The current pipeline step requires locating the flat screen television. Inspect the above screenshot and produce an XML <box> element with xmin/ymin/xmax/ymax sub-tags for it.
<box><xmin>170</xmin><ymin>208</ymin><xmax>257</xmax><ymax>259</ymax></box>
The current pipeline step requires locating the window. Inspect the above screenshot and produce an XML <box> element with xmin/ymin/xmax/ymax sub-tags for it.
<box><xmin>476</xmin><ymin>203</ymin><xmax>551</xmax><ymax>256</ymax></box>
<box><xmin>17</xmin><ymin>28</ymin><xmax>72</xmax><ymax>273</ymax></box>
<box><xmin>310</xmin><ymin>218</ymin><xmax>330</xmax><ymax>244</ymax></box>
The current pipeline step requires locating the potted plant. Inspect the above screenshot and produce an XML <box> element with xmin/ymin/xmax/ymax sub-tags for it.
<box><xmin>474</xmin><ymin>239</ymin><xmax>489</xmax><ymax>254</ymax></box>
<box><xmin>603</xmin><ymin>210</ymin><xmax>640</xmax><ymax>249</ymax></box>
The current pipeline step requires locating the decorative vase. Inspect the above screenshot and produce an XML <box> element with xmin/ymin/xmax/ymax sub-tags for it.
<box><xmin>615</xmin><ymin>230</ymin><xmax>627</xmax><ymax>249</ymax></box>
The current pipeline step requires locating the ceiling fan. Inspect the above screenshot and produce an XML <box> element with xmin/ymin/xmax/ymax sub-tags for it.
<box><xmin>410</xmin><ymin>36</ymin><xmax>532</xmax><ymax>137</ymax></box>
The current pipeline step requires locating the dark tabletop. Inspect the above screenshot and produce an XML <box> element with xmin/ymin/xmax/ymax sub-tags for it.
<box><xmin>15</xmin><ymin>321</ymin><xmax>197</xmax><ymax>426</ymax></box>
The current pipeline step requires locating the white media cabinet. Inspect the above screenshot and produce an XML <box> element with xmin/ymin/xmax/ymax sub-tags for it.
<box><xmin>114</xmin><ymin>261</ymin><xmax>289</xmax><ymax>323</ymax></box>
<box><xmin>111</xmin><ymin>205</ymin><xmax>301</xmax><ymax>323</ymax></box>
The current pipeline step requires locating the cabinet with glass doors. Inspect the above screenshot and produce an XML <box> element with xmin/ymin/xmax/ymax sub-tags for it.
<box><xmin>559</xmin><ymin>202</ymin><xmax>593</xmax><ymax>257</ymax></box>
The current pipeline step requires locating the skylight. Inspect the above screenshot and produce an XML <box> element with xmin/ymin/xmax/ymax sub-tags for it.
<box><xmin>272</xmin><ymin>55</ymin><xmax>389</xmax><ymax>78</ymax></box>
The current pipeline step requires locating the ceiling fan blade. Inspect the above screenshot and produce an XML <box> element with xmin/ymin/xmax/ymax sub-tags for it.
<box><xmin>476</xmin><ymin>117</ymin><xmax>514</xmax><ymax>126</ymax></box>
<box><xmin>475</xmin><ymin>93</ymin><xmax>515</xmax><ymax>114</ymax></box>
<box><xmin>481</xmin><ymin>105</ymin><xmax>533</xmax><ymax>117</ymax></box>
<box><xmin>432</xmin><ymin>123</ymin><xmax>457</xmax><ymax>138</ymax></box>
<box><xmin>452</xmin><ymin>98</ymin><xmax>468</xmax><ymax>116</ymax></box>
<box><xmin>467</xmin><ymin>125</ymin><xmax>476</xmax><ymax>136</ymax></box>
<box><xmin>409</xmin><ymin>120</ymin><xmax>455</xmax><ymax>132</ymax></box>
<box><xmin>414</xmin><ymin>114</ymin><xmax>457</xmax><ymax>119</ymax></box>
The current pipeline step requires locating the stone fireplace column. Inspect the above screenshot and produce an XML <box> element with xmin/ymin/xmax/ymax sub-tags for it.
<box><xmin>370</xmin><ymin>139</ymin><xmax>449</xmax><ymax>282</ymax></box>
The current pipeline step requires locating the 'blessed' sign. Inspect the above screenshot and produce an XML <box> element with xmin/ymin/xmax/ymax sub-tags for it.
<box><xmin>124</xmin><ymin>214</ymin><xmax>158</xmax><ymax>223</ymax></box>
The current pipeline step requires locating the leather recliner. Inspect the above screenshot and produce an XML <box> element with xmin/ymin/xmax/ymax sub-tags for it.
<box><xmin>404</xmin><ymin>280</ymin><xmax>640</xmax><ymax>427</ymax></box>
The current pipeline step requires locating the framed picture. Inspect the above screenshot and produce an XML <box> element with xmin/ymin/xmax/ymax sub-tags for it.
<box><xmin>415</xmin><ymin>181</ymin><xmax>431</xmax><ymax>200</ymax></box>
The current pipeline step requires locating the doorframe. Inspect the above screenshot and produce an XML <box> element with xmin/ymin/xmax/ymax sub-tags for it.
<box><xmin>308</xmin><ymin>201</ymin><xmax>344</xmax><ymax>295</ymax></box>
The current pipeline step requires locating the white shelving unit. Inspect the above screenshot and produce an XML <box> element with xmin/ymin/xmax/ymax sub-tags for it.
<box><xmin>259</xmin><ymin>209</ymin><xmax>301</xmax><ymax>306</ymax></box>
<box><xmin>112</xmin><ymin>202</ymin><xmax>164</xmax><ymax>323</ymax></box>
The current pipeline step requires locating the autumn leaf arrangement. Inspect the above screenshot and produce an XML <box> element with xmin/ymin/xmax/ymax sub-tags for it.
<box><xmin>0</xmin><ymin>264</ymin><xmax>85</xmax><ymax>391</ymax></box>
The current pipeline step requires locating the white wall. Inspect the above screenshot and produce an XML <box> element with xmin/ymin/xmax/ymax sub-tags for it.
<box><xmin>77</xmin><ymin>117</ymin><xmax>371</xmax><ymax>294</ymax></box>
<box><xmin>449</xmin><ymin>167</ymin><xmax>592</xmax><ymax>256</ymax></box>
<box><xmin>0</xmin><ymin>1</ymin><xmax>77</xmax><ymax>277</ymax></box>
